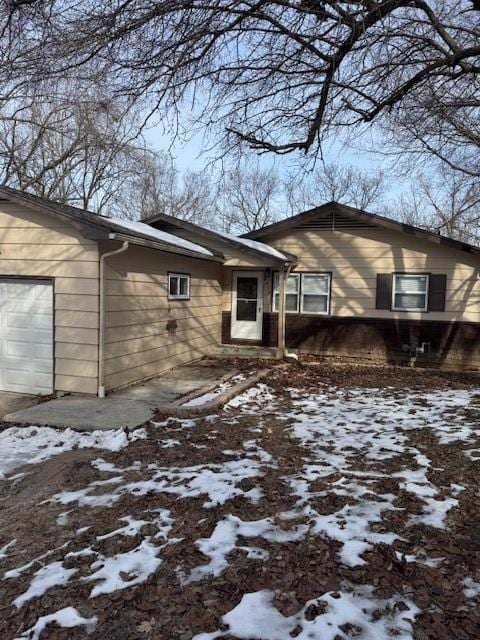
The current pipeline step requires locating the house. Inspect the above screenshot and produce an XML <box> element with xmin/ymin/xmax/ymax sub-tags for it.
<box><xmin>0</xmin><ymin>186</ymin><xmax>291</xmax><ymax>396</ymax></box>
<box><xmin>148</xmin><ymin>202</ymin><xmax>480</xmax><ymax>372</ymax></box>
<box><xmin>0</xmin><ymin>187</ymin><xmax>479</xmax><ymax>398</ymax></box>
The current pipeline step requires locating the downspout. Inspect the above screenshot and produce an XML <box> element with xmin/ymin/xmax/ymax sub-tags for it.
<box><xmin>98</xmin><ymin>237</ymin><xmax>129</xmax><ymax>398</ymax></box>
<box><xmin>277</xmin><ymin>263</ymin><xmax>293</xmax><ymax>359</ymax></box>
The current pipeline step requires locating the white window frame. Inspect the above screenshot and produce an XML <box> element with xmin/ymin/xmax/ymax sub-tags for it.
<box><xmin>272</xmin><ymin>272</ymin><xmax>331</xmax><ymax>315</ymax></box>
<box><xmin>168</xmin><ymin>272</ymin><xmax>190</xmax><ymax>300</ymax></box>
<box><xmin>300</xmin><ymin>272</ymin><xmax>331</xmax><ymax>315</ymax></box>
<box><xmin>392</xmin><ymin>273</ymin><xmax>429</xmax><ymax>312</ymax></box>
<box><xmin>272</xmin><ymin>272</ymin><xmax>300</xmax><ymax>313</ymax></box>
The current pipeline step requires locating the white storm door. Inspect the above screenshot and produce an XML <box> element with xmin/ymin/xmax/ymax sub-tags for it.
<box><xmin>0</xmin><ymin>279</ymin><xmax>53</xmax><ymax>394</ymax></box>
<box><xmin>231</xmin><ymin>271</ymin><xmax>263</xmax><ymax>340</ymax></box>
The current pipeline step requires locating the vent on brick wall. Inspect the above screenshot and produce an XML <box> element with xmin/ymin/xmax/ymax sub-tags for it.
<box><xmin>298</xmin><ymin>211</ymin><xmax>375</xmax><ymax>230</ymax></box>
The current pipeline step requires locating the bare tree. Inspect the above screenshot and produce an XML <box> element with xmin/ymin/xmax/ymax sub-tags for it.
<box><xmin>393</xmin><ymin>167</ymin><xmax>480</xmax><ymax>244</ymax></box>
<box><xmin>0</xmin><ymin>83</ymin><xmax>146</xmax><ymax>214</ymax></box>
<box><xmin>2</xmin><ymin>1</ymin><xmax>478</xmax><ymax>175</ymax></box>
<box><xmin>285</xmin><ymin>163</ymin><xmax>385</xmax><ymax>213</ymax></box>
<box><xmin>215</xmin><ymin>162</ymin><xmax>280</xmax><ymax>233</ymax></box>
<box><xmin>125</xmin><ymin>151</ymin><xmax>214</xmax><ymax>224</ymax></box>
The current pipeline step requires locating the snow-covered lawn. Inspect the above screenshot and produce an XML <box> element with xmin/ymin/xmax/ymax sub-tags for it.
<box><xmin>1</xmin><ymin>364</ymin><xmax>479</xmax><ymax>640</ymax></box>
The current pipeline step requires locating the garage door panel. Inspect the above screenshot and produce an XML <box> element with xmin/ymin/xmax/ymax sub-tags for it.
<box><xmin>5</xmin><ymin>340</ymin><xmax>52</xmax><ymax>359</ymax></box>
<box><xmin>4</xmin><ymin>327</ymin><xmax>52</xmax><ymax>343</ymax></box>
<box><xmin>0</xmin><ymin>368</ymin><xmax>52</xmax><ymax>394</ymax></box>
<box><xmin>0</xmin><ymin>279</ymin><xmax>53</xmax><ymax>394</ymax></box>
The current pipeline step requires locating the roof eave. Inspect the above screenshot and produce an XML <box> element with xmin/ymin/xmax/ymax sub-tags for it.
<box><xmin>244</xmin><ymin>201</ymin><xmax>480</xmax><ymax>258</ymax></box>
<box><xmin>146</xmin><ymin>211</ymin><xmax>293</xmax><ymax>264</ymax></box>
<box><xmin>108</xmin><ymin>232</ymin><xmax>224</xmax><ymax>263</ymax></box>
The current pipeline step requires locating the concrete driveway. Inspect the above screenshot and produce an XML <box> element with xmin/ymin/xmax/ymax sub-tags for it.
<box><xmin>0</xmin><ymin>392</ymin><xmax>37</xmax><ymax>420</ymax></box>
<box><xmin>3</xmin><ymin>360</ymin><xmax>239</xmax><ymax>431</ymax></box>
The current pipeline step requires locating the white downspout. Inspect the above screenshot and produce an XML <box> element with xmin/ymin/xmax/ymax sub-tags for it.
<box><xmin>98</xmin><ymin>238</ymin><xmax>129</xmax><ymax>398</ymax></box>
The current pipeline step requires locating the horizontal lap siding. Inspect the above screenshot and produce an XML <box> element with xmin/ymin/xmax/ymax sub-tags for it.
<box><xmin>103</xmin><ymin>244</ymin><xmax>222</xmax><ymax>391</ymax></box>
<box><xmin>0</xmin><ymin>202</ymin><xmax>99</xmax><ymax>395</ymax></box>
<box><xmin>268</xmin><ymin>227</ymin><xmax>480</xmax><ymax>322</ymax></box>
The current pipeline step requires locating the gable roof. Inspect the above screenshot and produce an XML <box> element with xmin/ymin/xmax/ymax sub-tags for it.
<box><xmin>0</xmin><ymin>185</ymin><xmax>222</xmax><ymax>262</ymax></box>
<box><xmin>144</xmin><ymin>211</ymin><xmax>294</xmax><ymax>263</ymax></box>
<box><xmin>244</xmin><ymin>201</ymin><xmax>480</xmax><ymax>258</ymax></box>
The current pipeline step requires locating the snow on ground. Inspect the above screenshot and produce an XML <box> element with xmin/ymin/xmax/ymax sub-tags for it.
<box><xmin>83</xmin><ymin>538</ymin><xmax>162</xmax><ymax>597</ymax></box>
<box><xmin>13</xmin><ymin>561</ymin><xmax>77</xmax><ymax>608</ymax></box>
<box><xmin>0</xmin><ymin>539</ymin><xmax>16</xmax><ymax>559</ymax></box>
<box><xmin>181</xmin><ymin>514</ymin><xmax>308</xmax><ymax>584</ymax></box>
<box><xmin>276</xmin><ymin>387</ymin><xmax>479</xmax><ymax>565</ymax></box>
<box><xmin>1</xmin><ymin>377</ymin><xmax>479</xmax><ymax>639</ymax></box>
<box><xmin>51</xmin><ymin>458</ymin><xmax>265</xmax><ymax>509</ymax></box>
<box><xmin>182</xmin><ymin>374</ymin><xmax>247</xmax><ymax>407</ymax></box>
<box><xmin>0</xmin><ymin>425</ymin><xmax>146</xmax><ymax>478</ymax></box>
<box><xmin>463</xmin><ymin>577</ymin><xmax>480</xmax><ymax>599</ymax></box>
<box><xmin>14</xmin><ymin>606</ymin><xmax>97</xmax><ymax>640</ymax></box>
<box><xmin>193</xmin><ymin>586</ymin><xmax>419</xmax><ymax>640</ymax></box>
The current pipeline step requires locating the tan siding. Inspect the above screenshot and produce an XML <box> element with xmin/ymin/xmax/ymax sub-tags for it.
<box><xmin>266</xmin><ymin>227</ymin><xmax>480</xmax><ymax>323</ymax></box>
<box><xmin>55</xmin><ymin>375</ymin><xmax>98</xmax><ymax>395</ymax></box>
<box><xmin>105</xmin><ymin>337</ymin><xmax>216</xmax><ymax>390</ymax></box>
<box><xmin>0</xmin><ymin>202</ymin><xmax>99</xmax><ymax>394</ymax></box>
<box><xmin>55</xmin><ymin>326</ymin><xmax>98</xmax><ymax>345</ymax></box>
<box><xmin>103</xmin><ymin>243</ymin><xmax>222</xmax><ymax>391</ymax></box>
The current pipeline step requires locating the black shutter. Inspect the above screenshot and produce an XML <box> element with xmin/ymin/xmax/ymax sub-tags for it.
<box><xmin>376</xmin><ymin>274</ymin><xmax>392</xmax><ymax>310</ymax></box>
<box><xmin>428</xmin><ymin>274</ymin><xmax>447</xmax><ymax>311</ymax></box>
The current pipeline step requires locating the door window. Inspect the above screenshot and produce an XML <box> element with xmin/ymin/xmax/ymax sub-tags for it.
<box><xmin>236</xmin><ymin>277</ymin><xmax>258</xmax><ymax>321</ymax></box>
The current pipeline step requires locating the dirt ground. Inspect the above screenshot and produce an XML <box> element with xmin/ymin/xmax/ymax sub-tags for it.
<box><xmin>0</xmin><ymin>362</ymin><xmax>479</xmax><ymax>640</ymax></box>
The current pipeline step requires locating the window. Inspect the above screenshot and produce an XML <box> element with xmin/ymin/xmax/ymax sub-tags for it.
<box><xmin>392</xmin><ymin>274</ymin><xmax>428</xmax><ymax>311</ymax></box>
<box><xmin>272</xmin><ymin>273</ymin><xmax>300</xmax><ymax>312</ymax></box>
<box><xmin>168</xmin><ymin>273</ymin><xmax>190</xmax><ymax>299</ymax></box>
<box><xmin>272</xmin><ymin>272</ymin><xmax>331</xmax><ymax>315</ymax></box>
<box><xmin>300</xmin><ymin>273</ymin><xmax>331</xmax><ymax>314</ymax></box>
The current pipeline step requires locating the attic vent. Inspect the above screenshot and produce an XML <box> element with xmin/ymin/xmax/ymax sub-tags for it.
<box><xmin>298</xmin><ymin>211</ymin><xmax>375</xmax><ymax>230</ymax></box>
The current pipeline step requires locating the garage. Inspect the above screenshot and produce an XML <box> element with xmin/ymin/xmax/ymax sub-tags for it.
<box><xmin>0</xmin><ymin>279</ymin><xmax>53</xmax><ymax>395</ymax></box>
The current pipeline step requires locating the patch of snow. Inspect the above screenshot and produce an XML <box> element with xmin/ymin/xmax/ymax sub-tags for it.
<box><xmin>225</xmin><ymin>384</ymin><xmax>276</xmax><ymax>409</ymax></box>
<box><xmin>15</xmin><ymin>606</ymin><xmax>97</xmax><ymax>640</ymax></box>
<box><xmin>463</xmin><ymin>577</ymin><xmax>480</xmax><ymax>598</ymax></box>
<box><xmin>91</xmin><ymin>458</ymin><xmax>141</xmax><ymax>473</ymax></box>
<box><xmin>4</xmin><ymin>542</ymin><xmax>71</xmax><ymax>580</ymax></box>
<box><xmin>395</xmin><ymin>551</ymin><xmax>444</xmax><ymax>568</ymax></box>
<box><xmin>408</xmin><ymin>496</ymin><xmax>458</xmax><ymax>529</ymax></box>
<box><xmin>52</xmin><ymin>476</ymin><xmax>124</xmax><ymax>508</ymax></box>
<box><xmin>96</xmin><ymin>515</ymin><xmax>150</xmax><ymax>540</ymax></box>
<box><xmin>76</xmin><ymin>526</ymin><xmax>91</xmax><ymax>536</ymax></box>
<box><xmin>193</xmin><ymin>586</ymin><xmax>418</xmax><ymax>640</ymax></box>
<box><xmin>56</xmin><ymin>511</ymin><xmax>70</xmax><ymax>526</ymax></box>
<box><xmin>183</xmin><ymin>515</ymin><xmax>308</xmax><ymax>584</ymax></box>
<box><xmin>0</xmin><ymin>426</ymin><xmax>146</xmax><ymax>478</ymax></box>
<box><xmin>107</xmin><ymin>215</ymin><xmax>214</xmax><ymax>256</ymax></box>
<box><xmin>0</xmin><ymin>538</ymin><xmax>16</xmax><ymax>559</ymax></box>
<box><xmin>182</xmin><ymin>375</ymin><xmax>247</xmax><ymax>407</ymax></box>
<box><xmin>83</xmin><ymin>539</ymin><xmax>162</xmax><ymax>597</ymax></box>
<box><xmin>307</xmin><ymin>492</ymin><xmax>400</xmax><ymax>566</ymax></box>
<box><xmin>14</xmin><ymin>561</ymin><xmax>77</xmax><ymax>608</ymax></box>
<box><xmin>160</xmin><ymin>438</ymin><xmax>181</xmax><ymax>448</ymax></box>
<box><xmin>151</xmin><ymin>417</ymin><xmax>199</xmax><ymax>430</ymax></box>
<box><xmin>213</xmin><ymin>228</ymin><xmax>289</xmax><ymax>261</ymax></box>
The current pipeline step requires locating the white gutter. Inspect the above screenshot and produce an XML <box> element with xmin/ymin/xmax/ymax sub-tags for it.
<box><xmin>98</xmin><ymin>236</ymin><xmax>129</xmax><ymax>398</ymax></box>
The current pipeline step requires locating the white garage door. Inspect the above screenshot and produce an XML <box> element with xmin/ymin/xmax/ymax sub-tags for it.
<box><xmin>0</xmin><ymin>279</ymin><xmax>53</xmax><ymax>394</ymax></box>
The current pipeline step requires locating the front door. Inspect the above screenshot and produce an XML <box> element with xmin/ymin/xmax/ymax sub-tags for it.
<box><xmin>231</xmin><ymin>271</ymin><xmax>263</xmax><ymax>340</ymax></box>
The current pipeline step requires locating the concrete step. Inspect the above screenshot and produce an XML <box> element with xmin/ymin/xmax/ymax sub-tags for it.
<box><xmin>212</xmin><ymin>344</ymin><xmax>279</xmax><ymax>359</ymax></box>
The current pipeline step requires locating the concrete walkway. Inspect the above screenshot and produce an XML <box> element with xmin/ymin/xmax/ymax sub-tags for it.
<box><xmin>0</xmin><ymin>392</ymin><xmax>37</xmax><ymax>420</ymax></box>
<box><xmin>3</xmin><ymin>361</ymin><xmax>237</xmax><ymax>431</ymax></box>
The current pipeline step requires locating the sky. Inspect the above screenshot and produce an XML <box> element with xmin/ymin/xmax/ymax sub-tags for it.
<box><xmin>144</xmin><ymin>120</ymin><xmax>390</xmax><ymax>181</ymax></box>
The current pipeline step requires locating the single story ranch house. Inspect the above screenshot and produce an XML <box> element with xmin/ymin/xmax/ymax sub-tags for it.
<box><xmin>0</xmin><ymin>185</ymin><xmax>479</xmax><ymax>397</ymax></box>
